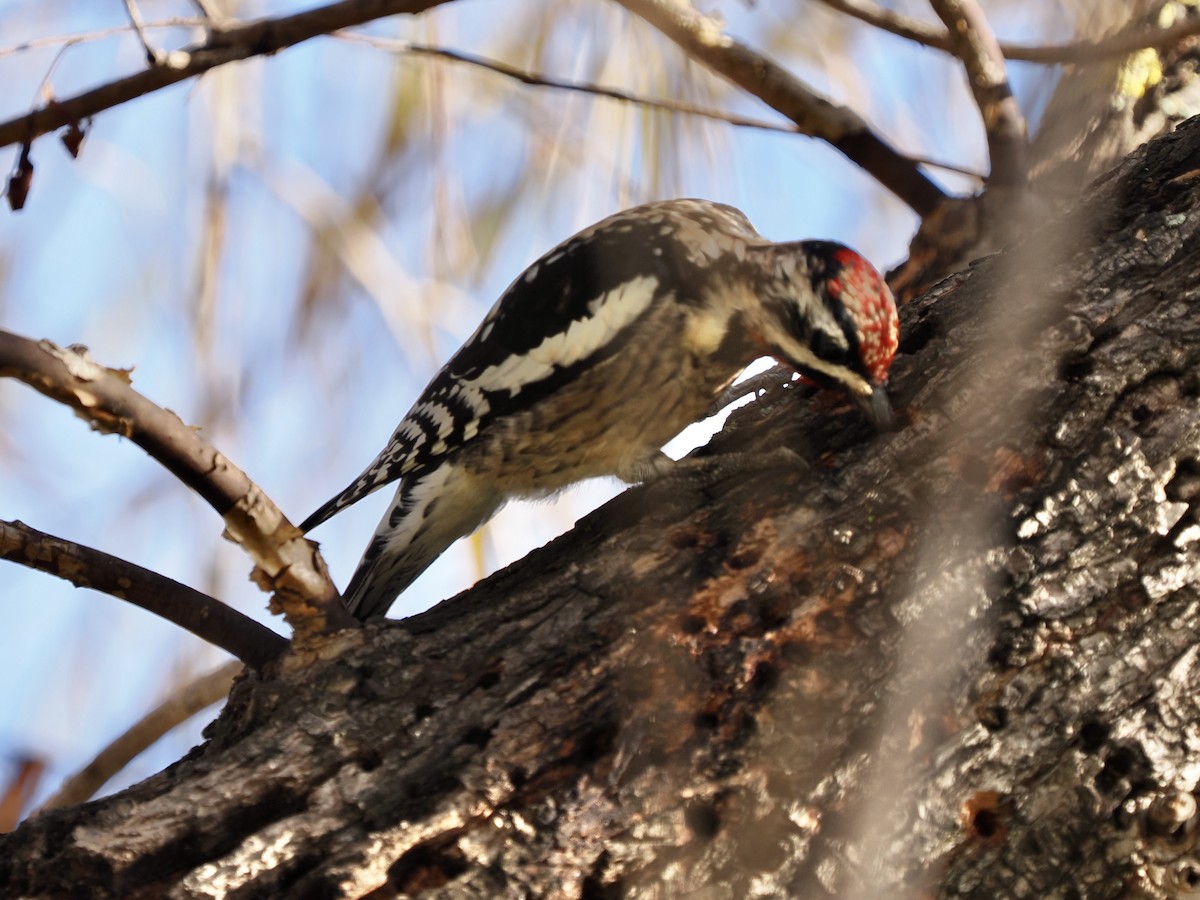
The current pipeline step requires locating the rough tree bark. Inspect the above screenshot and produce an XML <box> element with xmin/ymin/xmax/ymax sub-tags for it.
<box><xmin>5</xmin><ymin>114</ymin><xmax>1200</xmax><ymax>898</ymax></box>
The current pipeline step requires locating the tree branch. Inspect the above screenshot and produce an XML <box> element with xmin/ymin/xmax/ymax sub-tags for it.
<box><xmin>818</xmin><ymin>0</ymin><xmax>1200</xmax><ymax>64</ymax></box>
<box><xmin>0</xmin><ymin>18</ymin><xmax>966</xmax><ymax>177</ymax></box>
<box><xmin>120</xmin><ymin>0</ymin><xmax>158</xmax><ymax>64</ymax></box>
<box><xmin>0</xmin><ymin>759</ymin><xmax>44</xmax><ymax>833</ymax></box>
<box><xmin>0</xmin><ymin>330</ymin><xmax>355</xmax><ymax>641</ymax></box>
<box><xmin>611</xmin><ymin>0</ymin><xmax>947</xmax><ymax>217</ymax></box>
<box><xmin>928</xmin><ymin>0</ymin><xmax>1027</xmax><ymax>186</ymax></box>
<box><xmin>341</xmin><ymin>34</ymin><xmax>821</xmax><ymax>137</ymax></box>
<box><xmin>0</xmin><ymin>0</ymin><xmax>452</xmax><ymax>154</ymax></box>
<box><xmin>335</xmin><ymin>33</ymin><xmax>979</xmax><ymax>179</ymax></box>
<box><xmin>40</xmin><ymin>661</ymin><xmax>241</xmax><ymax>810</ymax></box>
<box><xmin>0</xmin><ymin>520</ymin><xmax>287</xmax><ymax>669</ymax></box>
<box><xmin>0</xmin><ymin>19</ymin><xmax>207</xmax><ymax>59</ymax></box>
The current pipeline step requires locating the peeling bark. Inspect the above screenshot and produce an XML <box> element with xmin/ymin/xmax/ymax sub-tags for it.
<box><xmin>5</xmin><ymin>118</ymin><xmax>1200</xmax><ymax>899</ymax></box>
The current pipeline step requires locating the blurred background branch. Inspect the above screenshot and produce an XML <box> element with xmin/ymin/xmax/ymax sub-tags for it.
<box><xmin>819</xmin><ymin>0</ymin><xmax>1200</xmax><ymax>62</ymax></box>
<box><xmin>929</xmin><ymin>0</ymin><xmax>1028</xmax><ymax>185</ymax></box>
<box><xmin>0</xmin><ymin>0</ymin><xmax>453</xmax><ymax>152</ymax></box>
<box><xmin>39</xmin><ymin>661</ymin><xmax>240</xmax><ymax>811</ymax></box>
<box><xmin>614</xmin><ymin>0</ymin><xmax>947</xmax><ymax>215</ymax></box>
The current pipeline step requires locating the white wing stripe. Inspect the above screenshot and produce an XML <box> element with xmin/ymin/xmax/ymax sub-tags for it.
<box><xmin>469</xmin><ymin>275</ymin><xmax>659</xmax><ymax>398</ymax></box>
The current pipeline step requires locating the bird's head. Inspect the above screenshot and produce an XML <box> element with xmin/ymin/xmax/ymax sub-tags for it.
<box><xmin>757</xmin><ymin>241</ymin><xmax>899</xmax><ymax>430</ymax></box>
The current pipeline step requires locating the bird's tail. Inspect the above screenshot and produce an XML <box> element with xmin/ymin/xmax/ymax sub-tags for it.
<box><xmin>298</xmin><ymin>450</ymin><xmax>409</xmax><ymax>533</ymax></box>
<box><xmin>298</xmin><ymin>488</ymin><xmax>353</xmax><ymax>534</ymax></box>
<box><xmin>341</xmin><ymin>538</ymin><xmax>427</xmax><ymax>620</ymax></box>
<box><xmin>339</xmin><ymin>461</ymin><xmax>504</xmax><ymax>619</ymax></box>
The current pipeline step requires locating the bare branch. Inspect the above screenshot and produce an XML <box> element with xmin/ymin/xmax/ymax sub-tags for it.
<box><xmin>815</xmin><ymin>0</ymin><xmax>951</xmax><ymax>50</ymax></box>
<box><xmin>0</xmin><ymin>330</ymin><xmax>355</xmax><ymax>640</ymax></box>
<box><xmin>0</xmin><ymin>19</ymin><xmax>207</xmax><ymax>59</ymax></box>
<box><xmin>121</xmin><ymin>0</ymin><xmax>159</xmax><ymax>64</ymax></box>
<box><xmin>0</xmin><ymin>758</ymin><xmax>44</xmax><ymax>833</ymax></box>
<box><xmin>928</xmin><ymin>0</ymin><xmax>1027</xmax><ymax>186</ymax></box>
<box><xmin>40</xmin><ymin>661</ymin><xmax>241</xmax><ymax>810</ymax></box>
<box><xmin>611</xmin><ymin>0</ymin><xmax>946</xmax><ymax>217</ymax></box>
<box><xmin>0</xmin><ymin>520</ymin><xmax>287</xmax><ymax>669</ymax></box>
<box><xmin>818</xmin><ymin>0</ymin><xmax>1200</xmax><ymax>65</ymax></box>
<box><xmin>341</xmin><ymin>33</ymin><xmax>979</xmax><ymax>179</ymax></box>
<box><xmin>0</xmin><ymin>0</ymin><xmax>453</xmax><ymax>154</ymax></box>
<box><xmin>344</xmin><ymin>33</ymin><xmax>813</xmax><ymax>136</ymax></box>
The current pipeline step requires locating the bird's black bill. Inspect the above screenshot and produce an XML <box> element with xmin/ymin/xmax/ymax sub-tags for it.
<box><xmin>857</xmin><ymin>385</ymin><xmax>894</xmax><ymax>431</ymax></box>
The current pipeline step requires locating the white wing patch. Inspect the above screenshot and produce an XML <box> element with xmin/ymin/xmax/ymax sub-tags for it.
<box><xmin>473</xmin><ymin>353</ymin><xmax>555</xmax><ymax>397</ymax></box>
<box><xmin>469</xmin><ymin>275</ymin><xmax>659</xmax><ymax>398</ymax></box>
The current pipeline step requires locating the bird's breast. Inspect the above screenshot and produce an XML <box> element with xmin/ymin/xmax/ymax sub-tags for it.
<box><xmin>459</xmin><ymin>304</ymin><xmax>746</xmax><ymax>494</ymax></box>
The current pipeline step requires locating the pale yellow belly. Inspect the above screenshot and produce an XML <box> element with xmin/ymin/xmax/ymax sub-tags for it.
<box><xmin>462</xmin><ymin>332</ymin><xmax>741</xmax><ymax>494</ymax></box>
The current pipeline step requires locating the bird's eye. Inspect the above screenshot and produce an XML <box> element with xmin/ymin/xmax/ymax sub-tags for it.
<box><xmin>810</xmin><ymin>328</ymin><xmax>847</xmax><ymax>364</ymax></box>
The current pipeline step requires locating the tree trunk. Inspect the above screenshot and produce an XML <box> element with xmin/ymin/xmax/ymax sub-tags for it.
<box><xmin>5</xmin><ymin>117</ymin><xmax>1200</xmax><ymax>900</ymax></box>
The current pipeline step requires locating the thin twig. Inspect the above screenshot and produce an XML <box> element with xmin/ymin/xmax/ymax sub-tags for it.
<box><xmin>0</xmin><ymin>758</ymin><xmax>44</xmax><ymax>831</ymax></box>
<box><xmin>612</xmin><ymin>0</ymin><xmax>946</xmax><ymax>217</ymax></box>
<box><xmin>815</xmin><ymin>0</ymin><xmax>952</xmax><ymax>52</ymax></box>
<box><xmin>40</xmin><ymin>661</ymin><xmax>241</xmax><ymax>810</ymax></box>
<box><xmin>0</xmin><ymin>520</ymin><xmax>288</xmax><ymax>669</ymax></box>
<box><xmin>928</xmin><ymin>0</ymin><xmax>1027</xmax><ymax>187</ymax></box>
<box><xmin>0</xmin><ymin>0</ymin><xmax>453</xmax><ymax>153</ymax></box>
<box><xmin>3</xmin><ymin>19</ymin><xmax>960</xmax><ymax>168</ymax></box>
<box><xmin>191</xmin><ymin>0</ymin><xmax>223</xmax><ymax>20</ymax></box>
<box><xmin>817</xmin><ymin>0</ymin><xmax>1200</xmax><ymax>65</ymax></box>
<box><xmin>906</xmin><ymin>152</ymin><xmax>984</xmax><ymax>181</ymax></box>
<box><xmin>345</xmin><ymin>33</ymin><xmax>806</xmax><ymax>135</ymax></box>
<box><xmin>121</xmin><ymin>0</ymin><xmax>160</xmax><ymax>64</ymax></box>
<box><xmin>343</xmin><ymin>33</ymin><xmax>983</xmax><ymax>178</ymax></box>
<box><xmin>7</xmin><ymin>3</ymin><xmax>1198</xmax><ymax>69</ymax></box>
<box><xmin>0</xmin><ymin>19</ymin><xmax>208</xmax><ymax>59</ymax></box>
<box><xmin>0</xmin><ymin>330</ymin><xmax>355</xmax><ymax>640</ymax></box>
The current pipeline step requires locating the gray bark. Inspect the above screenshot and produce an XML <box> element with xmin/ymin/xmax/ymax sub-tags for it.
<box><xmin>5</xmin><ymin>117</ymin><xmax>1200</xmax><ymax>899</ymax></box>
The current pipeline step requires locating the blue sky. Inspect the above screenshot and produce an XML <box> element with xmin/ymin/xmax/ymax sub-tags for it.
<box><xmin>0</xmin><ymin>0</ymin><xmax>1067</xmax><ymax>811</ymax></box>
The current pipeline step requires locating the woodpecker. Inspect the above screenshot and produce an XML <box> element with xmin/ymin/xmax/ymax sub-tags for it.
<box><xmin>301</xmin><ymin>199</ymin><xmax>899</xmax><ymax>619</ymax></box>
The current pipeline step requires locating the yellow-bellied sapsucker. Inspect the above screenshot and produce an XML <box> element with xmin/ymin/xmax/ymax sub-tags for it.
<box><xmin>301</xmin><ymin>199</ymin><xmax>899</xmax><ymax>619</ymax></box>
